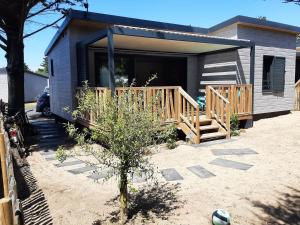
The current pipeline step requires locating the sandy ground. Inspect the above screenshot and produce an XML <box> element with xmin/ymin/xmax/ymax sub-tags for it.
<box><xmin>27</xmin><ymin>112</ymin><xmax>300</xmax><ymax>225</ymax></box>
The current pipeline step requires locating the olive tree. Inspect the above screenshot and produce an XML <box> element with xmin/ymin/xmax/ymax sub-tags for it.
<box><xmin>57</xmin><ymin>82</ymin><xmax>176</xmax><ymax>223</ymax></box>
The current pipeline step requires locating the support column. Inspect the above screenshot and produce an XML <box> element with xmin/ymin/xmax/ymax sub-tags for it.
<box><xmin>107</xmin><ymin>28</ymin><xmax>115</xmax><ymax>93</ymax></box>
<box><xmin>250</xmin><ymin>45</ymin><xmax>255</xmax><ymax>115</ymax></box>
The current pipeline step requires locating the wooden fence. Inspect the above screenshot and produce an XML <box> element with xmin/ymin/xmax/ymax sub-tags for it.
<box><xmin>0</xmin><ymin>119</ymin><xmax>20</xmax><ymax>225</ymax></box>
<box><xmin>295</xmin><ymin>80</ymin><xmax>300</xmax><ymax>111</ymax></box>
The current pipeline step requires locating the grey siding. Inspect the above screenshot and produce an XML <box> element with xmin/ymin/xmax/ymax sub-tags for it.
<box><xmin>198</xmin><ymin>50</ymin><xmax>249</xmax><ymax>96</ymax></box>
<box><xmin>48</xmin><ymin>30</ymin><xmax>73</xmax><ymax>120</ymax></box>
<box><xmin>185</xmin><ymin>49</ymin><xmax>251</xmax><ymax>99</ymax></box>
<box><xmin>48</xmin><ymin>22</ymin><xmax>105</xmax><ymax>120</ymax></box>
<box><xmin>209</xmin><ymin>24</ymin><xmax>238</xmax><ymax>39</ymax></box>
<box><xmin>237</xmin><ymin>25</ymin><xmax>297</xmax><ymax>114</ymax></box>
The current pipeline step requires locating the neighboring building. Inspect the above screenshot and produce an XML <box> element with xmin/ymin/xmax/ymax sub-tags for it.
<box><xmin>45</xmin><ymin>10</ymin><xmax>299</xmax><ymax>122</ymax></box>
<box><xmin>296</xmin><ymin>41</ymin><xmax>300</xmax><ymax>83</ymax></box>
<box><xmin>0</xmin><ymin>68</ymin><xmax>49</xmax><ymax>103</ymax></box>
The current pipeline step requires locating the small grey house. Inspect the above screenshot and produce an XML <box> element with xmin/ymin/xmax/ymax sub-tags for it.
<box><xmin>0</xmin><ymin>68</ymin><xmax>49</xmax><ymax>103</ymax></box>
<box><xmin>45</xmin><ymin>10</ymin><xmax>300</xmax><ymax>143</ymax></box>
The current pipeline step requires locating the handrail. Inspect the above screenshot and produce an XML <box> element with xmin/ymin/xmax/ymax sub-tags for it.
<box><xmin>206</xmin><ymin>85</ymin><xmax>231</xmax><ymax>137</ymax></box>
<box><xmin>208</xmin><ymin>86</ymin><xmax>230</xmax><ymax>104</ymax></box>
<box><xmin>178</xmin><ymin>87</ymin><xmax>200</xmax><ymax>143</ymax></box>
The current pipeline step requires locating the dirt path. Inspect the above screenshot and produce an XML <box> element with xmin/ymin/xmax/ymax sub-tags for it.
<box><xmin>28</xmin><ymin>112</ymin><xmax>300</xmax><ymax>225</ymax></box>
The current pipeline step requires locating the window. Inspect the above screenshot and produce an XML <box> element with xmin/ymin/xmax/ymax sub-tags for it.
<box><xmin>262</xmin><ymin>56</ymin><xmax>285</xmax><ymax>93</ymax></box>
<box><xmin>50</xmin><ymin>59</ymin><xmax>54</xmax><ymax>76</ymax></box>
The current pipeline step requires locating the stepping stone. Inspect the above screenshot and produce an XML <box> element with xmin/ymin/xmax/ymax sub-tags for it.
<box><xmin>39</xmin><ymin>150</ymin><xmax>56</xmax><ymax>155</ymax></box>
<box><xmin>209</xmin><ymin>158</ymin><xmax>253</xmax><ymax>171</ymax></box>
<box><xmin>45</xmin><ymin>156</ymin><xmax>56</xmax><ymax>161</ymax></box>
<box><xmin>88</xmin><ymin>171</ymin><xmax>108</xmax><ymax>180</ymax></box>
<box><xmin>161</xmin><ymin>168</ymin><xmax>183</xmax><ymax>181</ymax></box>
<box><xmin>68</xmin><ymin>166</ymin><xmax>95</xmax><ymax>174</ymax></box>
<box><xmin>132</xmin><ymin>172</ymin><xmax>147</xmax><ymax>183</ymax></box>
<box><xmin>55</xmin><ymin>160</ymin><xmax>83</xmax><ymax>167</ymax></box>
<box><xmin>39</xmin><ymin>138</ymin><xmax>66</xmax><ymax>143</ymax></box>
<box><xmin>193</xmin><ymin>138</ymin><xmax>237</xmax><ymax>147</ymax></box>
<box><xmin>39</xmin><ymin>134</ymin><xmax>63</xmax><ymax>139</ymax></box>
<box><xmin>211</xmin><ymin>148</ymin><xmax>258</xmax><ymax>156</ymax></box>
<box><xmin>187</xmin><ymin>165</ymin><xmax>215</xmax><ymax>178</ymax></box>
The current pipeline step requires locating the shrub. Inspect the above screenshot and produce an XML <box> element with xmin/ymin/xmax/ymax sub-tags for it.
<box><xmin>230</xmin><ymin>113</ymin><xmax>240</xmax><ymax>136</ymax></box>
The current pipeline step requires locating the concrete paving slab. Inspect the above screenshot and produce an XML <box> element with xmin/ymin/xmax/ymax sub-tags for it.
<box><xmin>44</xmin><ymin>156</ymin><xmax>56</xmax><ymax>161</ymax></box>
<box><xmin>38</xmin><ymin>134</ymin><xmax>63</xmax><ymax>139</ymax></box>
<box><xmin>209</xmin><ymin>158</ymin><xmax>253</xmax><ymax>171</ymax></box>
<box><xmin>132</xmin><ymin>173</ymin><xmax>147</xmax><ymax>183</ymax></box>
<box><xmin>87</xmin><ymin>171</ymin><xmax>108</xmax><ymax>180</ymax></box>
<box><xmin>161</xmin><ymin>168</ymin><xmax>183</xmax><ymax>181</ymax></box>
<box><xmin>187</xmin><ymin>165</ymin><xmax>215</xmax><ymax>178</ymax></box>
<box><xmin>211</xmin><ymin>148</ymin><xmax>258</xmax><ymax>156</ymax></box>
<box><xmin>68</xmin><ymin>166</ymin><xmax>95</xmax><ymax>174</ymax></box>
<box><xmin>193</xmin><ymin>137</ymin><xmax>238</xmax><ymax>148</ymax></box>
<box><xmin>55</xmin><ymin>160</ymin><xmax>83</xmax><ymax>167</ymax></box>
<box><xmin>39</xmin><ymin>150</ymin><xmax>56</xmax><ymax>155</ymax></box>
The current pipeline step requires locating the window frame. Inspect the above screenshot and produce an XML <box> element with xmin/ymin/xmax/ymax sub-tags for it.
<box><xmin>262</xmin><ymin>55</ymin><xmax>286</xmax><ymax>94</ymax></box>
<box><xmin>50</xmin><ymin>59</ymin><xmax>54</xmax><ymax>76</ymax></box>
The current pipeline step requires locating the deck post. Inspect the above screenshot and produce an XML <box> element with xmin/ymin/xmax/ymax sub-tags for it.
<box><xmin>107</xmin><ymin>27</ymin><xmax>116</xmax><ymax>94</ymax></box>
<box><xmin>206</xmin><ymin>86</ymin><xmax>211</xmax><ymax>119</ymax></box>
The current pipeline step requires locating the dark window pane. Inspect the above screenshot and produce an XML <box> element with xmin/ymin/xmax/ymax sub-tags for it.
<box><xmin>262</xmin><ymin>56</ymin><xmax>274</xmax><ymax>91</ymax></box>
<box><xmin>272</xmin><ymin>57</ymin><xmax>285</xmax><ymax>93</ymax></box>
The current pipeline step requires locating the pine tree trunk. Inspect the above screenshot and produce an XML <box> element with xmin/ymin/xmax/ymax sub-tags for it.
<box><xmin>119</xmin><ymin>171</ymin><xmax>128</xmax><ymax>224</ymax></box>
<box><xmin>5</xmin><ymin>33</ymin><xmax>25</xmax><ymax>115</ymax></box>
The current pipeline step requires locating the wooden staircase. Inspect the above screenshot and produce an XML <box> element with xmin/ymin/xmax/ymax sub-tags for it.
<box><xmin>178</xmin><ymin>116</ymin><xmax>227</xmax><ymax>143</ymax></box>
<box><xmin>176</xmin><ymin>87</ymin><xmax>229</xmax><ymax>144</ymax></box>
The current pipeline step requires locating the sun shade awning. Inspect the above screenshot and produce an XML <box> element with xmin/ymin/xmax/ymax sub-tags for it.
<box><xmin>84</xmin><ymin>25</ymin><xmax>253</xmax><ymax>54</ymax></box>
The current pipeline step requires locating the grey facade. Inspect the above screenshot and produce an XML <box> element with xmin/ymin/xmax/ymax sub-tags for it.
<box><xmin>45</xmin><ymin>11</ymin><xmax>299</xmax><ymax>121</ymax></box>
<box><xmin>0</xmin><ymin>68</ymin><xmax>48</xmax><ymax>103</ymax></box>
<box><xmin>210</xmin><ymin>25</ymin><xmax>297</xmax><ymax>114</ymax></box>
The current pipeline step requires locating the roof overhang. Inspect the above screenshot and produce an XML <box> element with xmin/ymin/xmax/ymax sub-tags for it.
<box><xmin>80</xmin><ymin>26</ymin><xmax>254</xmax><ymax>55</ymax></box>
<box><xmin>45</xmin><ymin>10</ymin><xmax>208</xmax><ymax>55</ymax></box>
<box><xmin>209</xmin><ymin>15</ymin><xmax>300</xmax><ymax>34</ymax></box>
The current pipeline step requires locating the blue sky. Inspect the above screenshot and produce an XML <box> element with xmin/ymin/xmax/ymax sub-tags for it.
<box><xmin>0</xmin><ymin>0</ymin><xmax>299</xmax><ymax>71</ymax></box>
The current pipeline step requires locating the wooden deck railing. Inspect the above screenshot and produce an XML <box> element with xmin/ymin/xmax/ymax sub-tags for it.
<box><xmin>295</xmin><ymin>80</ymin><xmax>300</xmax><ymax>111</ymax></box>
<box><xmin>211</xmin><ymin>84</ymin><xmax>253</xmax><ymax>120</ymax></box>
<box><xmin>77</xmin><ymin>86</ymin><xmax>201</xmax><ymax>143</ymax></box>
<box><xmin>206</xmin><ymin>86</ymin><xmax>231</xmax><ymax>137</ymax></box>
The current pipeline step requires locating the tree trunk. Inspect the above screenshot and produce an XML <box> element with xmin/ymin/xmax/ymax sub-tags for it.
<box><xmin>5</xmin><ymin>33</ymin><xmax>25</xmax><ymax>115</ymax></box>
<box><xmin>119</xmin><ymin>171</ymin><xmax>128</xmax><ymax>224</ymax></box>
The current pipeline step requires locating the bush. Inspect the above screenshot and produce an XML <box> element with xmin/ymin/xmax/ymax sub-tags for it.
<box><xmin>164</xmin><ymin>124</ymin><xmax>177</xmax><ymax>149</ymax></box>
<box><xmin>230</xmin><ymin>113</ymin><xmax>240</xmax><ymax>136</ymax></box>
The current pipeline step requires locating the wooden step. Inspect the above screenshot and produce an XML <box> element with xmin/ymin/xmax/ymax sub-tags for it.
<box><xmin>199</xmin><ymin>118</ymin><xmax>212</xmax><ymax>126</ymax></box>
<box><xmin>200</xmin><ymin>124</ymin><xmax>219</xmax><ymax>131</ymax></box>
<box><xmin>200</xmin><ymin>132</ymin><xmax>227</xmax><ymax>141</ymax></box>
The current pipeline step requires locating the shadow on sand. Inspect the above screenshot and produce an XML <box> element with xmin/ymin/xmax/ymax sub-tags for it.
<box><xmin>251</xmin><ymin>186</ymin><xmax>300</xmax><ymax>225</ymax></box>
<box><xmin>93</xmin><ymin>182</ymin><xmax>184</xmax><ymax>224</ymax></box>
